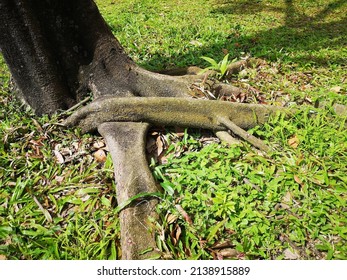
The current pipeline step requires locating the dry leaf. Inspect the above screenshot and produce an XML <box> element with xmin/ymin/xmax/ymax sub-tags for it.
<box><xmin>94</xmin><ymin>149</ymin><xmax>107</xmax><ymax>163</ymax></box>
<box><xmin>330</xmin><ymin>86</ymin><xmax>341</xmax><ymax>93</ymax></box>
<box><xmin>156</xmin><ymin>136</ymin><xmax>164</xmax><ymax>156</ymax></box>
<box><xmin>166</xmin><ymin>213</ymin><xmax>178</xmax><ymax>224</ymax></box>
<box><xmin>0</xmin><ymin>255</ymin><xmax>6</xmax><ymax>260</ymax></box>
<box><xmin>283</xmin><ymin>248</ymin><xmax>300</xmax><ymax>260</ymax></box>
<box><xmin>217</xmin><ymin>248</ymin><xmax>239</xmax><ymax>258</ymax></box>
<box><xmin>288</xmin><ymin>135</ymin><xmax>299</xmax><ymax>148</ymax></box>
<box><xmin>93</xmin><ymin>140</ymin><xmax>105</xmax><ymax>149</ymax></box>
<box><xmin>294</xmin><ymin>175</ymin><xmax>303</xmax><ymax>186</ymax></box>
<box><xmin>282</xmin><ymin>191</ymin><xmax>292</xmax><ymax>203</ymax></box>
<box><xmin>211</xmin><ymin>241</ymin><xmax>233</xmax><ymax>249</ymax></box>
<box><xmin>158</xmin><ymin>154</ymin><xmax>169</xmax><ymax>165</ymax></box>
<box><xmin>189</xmin><ymin>40</ymin><xmax>202</xmax><ymax>46</ymax></box>
<box><xmin>174</xmin><ymin>127</ymin><xmax>185</xmax><ymax>137</ymax></box>
<box><xmin>53</xmin><ymin>150</ymin><xmax>64</xmax><ymax>164</ymax></box>
<box><xmin>55</xmin><ymin>175</ymin><xmax>64</xmax><ymax>184</ymax></box>
<box><xmin>175</xmin><ymin>204</ymin><xmax>193</xmax><ymax>225</ymax></box>
<box><xmin>222</xmin><ymin>48</ymin><xmax>229</xmax><ymax>55</ymax></box>
<box><xmin>279</xmin><ymin>203</ymin><xmax>291</xmax><ymax>210</ymax></box>
<box><xmin>146</xmin><ymin>137</ymin><xmax>157</xmax><ymax>153</ymax></box>
<box><xmin>175</xmin><ymin>225</ymin><xmax>182</xmax><ymax>243</ymax></box>
<box><xmin>170</xmin><ymin>224</ymin><xmax>182</xmax><ymax>245</ymax></box>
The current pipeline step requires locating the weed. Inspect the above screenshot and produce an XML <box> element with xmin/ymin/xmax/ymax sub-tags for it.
<box><xmin>200</xmin><ymin>54</ymin><xmax>232</xmax><ymax>78</ymax></box>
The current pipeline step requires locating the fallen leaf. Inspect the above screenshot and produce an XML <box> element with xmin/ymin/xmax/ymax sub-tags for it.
<box><xmin>174</xmin><ymin>127</ymin><xmax>185</xmax><ymax>137</ymax></box>
<box><xmin>217</xmin><ymin>248</ymin><xmax>239</xmax><ymax>258</ymax></box>
<box><xmin>282</xmin><ymin>191</ymin><xmax>292</xmax><ymax>203</ymax></box>
<box><xmin>294</xmin><ymin>175</ymin><xmax>303</xmax><ymax>186</ymax></box>
<box><xmin>175</xmin><ymin>204</ymin><xmax>192</xmax><ymax>225</ymax></box>
<box><xmin>146</xmin><ymin>137</ymin><xmax>157</xmax><ymax>153</ymax></box>
<box><xmin>166</xmin><ymin>213</ymin><xmax>178</xmax><ymax>224</ymax></box>
<box><xmin>288</xmin><ymin>135</ymin><xmax>299</xmax><ymax>148</ymax></box>
<box><xmin>170</xmin><ymin>224</ymin><xmax>182</xmax><ymax>245</ymax></box>
<box><xmin>94</xmin><ymin>149</ymin><xmax>107</xmax><ymax>163</ymax></box>
<box><xmin>175</xmin><ymin>225</ymin><xmax>182</xmax><ymax>243</ymax></box>
<box><xmin>93</xmin><ymin>140</ymin><xmax>105</xmax><ymax>149</ymax></box>
<box><xmin>330</xmin><ymin>86</ymin><xmax>341</xmax><ymax>93</ymax></box>
<box><xmin>279</xmin><ymin>203</ymin><xmax>291</xmax><ymax>210</ymax></box>
<box><xmin>189</xmin><ymin>40</ymin><xmax>202</xmax><ymax>46</ymax></box>
<box><xmin>0</xmin><ymin>255</ymin><xmax>6</xmax><ymax>260</ymax></box>
<box><xmin>156</xmin><ymin>136</ymin><xmax>164</xmax><ymax>156</ymax></box>
<box><xmin>222</xmin><ymin>48</ymin><xmax>229</xmax><ymax>55</ymax></box>
<box><xmin>211</xmin><ymin>241</ymin><xmax>234</xmax><ymax>249</ymax></box>
<box><xmin>55</xmin><ymin>175</ymin><xmax>64</xmax><ymax>184</ymax></box>
<box><xmin>53</xmin><ymin>150</ymin><xmax>65</xmax><ymax>164</ymax></box>
<box><xmin>283</xmin><ymin>248</ymin><xmax>300</xmax><ymax>260</ymax></box>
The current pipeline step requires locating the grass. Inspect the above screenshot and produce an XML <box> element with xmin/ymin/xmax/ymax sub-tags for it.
<box><xmin>1</xmin><ymin>0</ymin><xmax>347</xmax><ymax>259</ymax></box>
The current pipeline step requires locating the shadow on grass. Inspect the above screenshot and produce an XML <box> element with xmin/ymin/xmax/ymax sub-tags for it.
<box><xmin>145</xmin><ymin>0</ymin><xmax>347</xmax><ymax>69</ymax></box>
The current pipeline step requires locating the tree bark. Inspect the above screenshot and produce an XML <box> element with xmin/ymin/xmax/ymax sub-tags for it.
<box><xmin>0</xmin><ymin>0</ymin><xmax>192</xmax><ymax>115</ymax></box>
<box><xmin>98</xmin><ymin>122</ymin><xmax>161</xmax><ymax>259</ymax></box>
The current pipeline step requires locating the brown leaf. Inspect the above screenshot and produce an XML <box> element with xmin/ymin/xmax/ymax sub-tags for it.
<box><xmin>330</xmin><ymin>86</ymin><xmax>341</xmax><ymax>93</ymax></box>
<box><xmin>156</xmin><ymin>136</ymin><xmax>164</xmax><ymax>156</ymax></box>
<box><xmin>288</xmin><ymin>135</ymin><xmax>299</xmax><ymax>149</ymax></box>
<box><xmin>94</xmin><ymin>149</ymin><xmax>107</xmax><ymax>163</ymax></box>
<box><xmin>175</xmin><ymin>204</ymin><xmax>193</xmax><ymax>225</ymax></box>
<box><xmin>222</xmin><ymin>48</ymin><xmax>229</xmax><ymax>55</ymax></box>
<box><xmin>157</xmin><ymin>154</ymin><xmax>169</xmax><ymax>165</ymax></box>
<box><xmin>0</xmin><ymin>255</ymin><xmax>7</xmax><ymax>260</ymax></box>
<box><xmin>211</xmin><ymin>241</ymin><xmax>233</xmax><ymax>249</ymax></box>
<box><xmin>217</xmin><ymin>248</ymin><xmax>239</xmax><ymax>258</ymax></box>
<box><xmin>282</xmin><ymin>191</ymin><xmax>292</xmax><ymax>203</ymax></box>
<box><xmin>93</xmin><ymin>140</ymin><xmax>105</xmax><ymax>149</ymax></box>
<box><xmin>146</xmin><ymin>137</ymin><xmax>157</xmax><ymax>153</ymax></box>
<box><xmin>294</xmin><ymin>175</ymin><xmax>303</xmax><ymax>186</ymax></box>
<box><xmin>175</xmin><ymin>225</ymin><xmax>182</xmax><ymax>243</ymax></box>
<box><xmin>174</xmin><ymin>127</ymin><xmax>185</xmax><ymax>137</ymax></box>
<box><xmin>170</xmin><ymin>224</ymin><xmax>182</xmax><ymax>246</ymax></box>
<box><xmin>166</xmin><ymin>213</ymin><xmax>178</xmax><ymax>224</ymax></box>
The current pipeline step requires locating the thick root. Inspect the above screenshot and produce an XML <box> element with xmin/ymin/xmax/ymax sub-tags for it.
<box><xmin>64</xmin><ymin>96</ymin><xmax>283</xmax><ymax>131</ymax></box>
<box><xmin>98</xmin><ymin>122</ymin><xmax>161</xmax><ymax>259</ymax></box>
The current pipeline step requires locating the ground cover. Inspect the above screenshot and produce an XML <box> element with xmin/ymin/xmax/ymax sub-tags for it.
<box><xmin>0</xmin><ymin>0</ymin><xmax>346</xmax><ymax>259</ymax></box>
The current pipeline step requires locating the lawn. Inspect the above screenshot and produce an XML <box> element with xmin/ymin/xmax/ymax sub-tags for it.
<box><xmin>0</xmin><ymin>0</ymin><xmax>346</xmax><ymax>260</ymax></box>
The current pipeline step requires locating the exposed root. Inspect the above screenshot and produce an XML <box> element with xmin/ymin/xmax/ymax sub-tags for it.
<box><xmin>98</xmin><ymin>122</ymin><xmax>161</xmax><ymax>259</ymax></box>
<box><xmin>63</xmin><ymin>96</ymin><xmax>283</xmax><ymax>134</ymax></box>
<box><xmin>64</xmin><ymin>58</ymin><xmax>347</xmax><ymax>259</ymax></box>
<box><xmin>217</xmin><ymin>116</ymin><xmax>270</xmax><ymax>152</ymax></box>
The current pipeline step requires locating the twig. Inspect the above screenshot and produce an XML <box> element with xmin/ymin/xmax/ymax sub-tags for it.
<box><xmin>61</xmin><ymin>96</ymin><xmax>92</xmax><ymax>116</ymax></box>
<box><xmin>215</xmin><ymin>131</ymin><xmax>241</xmax><ymax>145</ymax></box>
<box><xmin>32</xmin><ymin>195</ymin><xmax>53</xmax><ymax>223</ymax></box>
<box><xmin>217</xmin><ymin>116</ymin><xmax>271</xmax><ymax>152</ymax></box>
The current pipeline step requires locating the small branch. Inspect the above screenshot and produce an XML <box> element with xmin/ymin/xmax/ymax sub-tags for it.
<box><xmin>215</xmin><ymin>131</ymin><xmax>241</xmax><ymax>145</ymax></box>
<box><xmin>60</xmin><ymin>96</ymin><xmax>92</xmax><ymax>116</ymax></box>
<box><xmin>217</xmin><ymin>116</ymin><xmax>271</xmax><ymax>152</ymax></box>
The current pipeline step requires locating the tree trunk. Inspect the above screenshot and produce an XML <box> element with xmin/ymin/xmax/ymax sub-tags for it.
<box><xmin>0</xmin><ymin>0</ymin><xmax>191</xmax><ymax>115</ymax></box>
<box><xmin>0</xmin><ymin>0</ymin><xmax>195</xmax><ymax>259</ymax></box>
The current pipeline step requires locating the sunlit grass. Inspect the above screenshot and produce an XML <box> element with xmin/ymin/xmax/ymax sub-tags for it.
<box><xmin>1</xmin><ymin>0</ymin><xmax>346</xmax><ymax>259</ymax></box>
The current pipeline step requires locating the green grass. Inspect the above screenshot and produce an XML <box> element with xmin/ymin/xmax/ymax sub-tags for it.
<box><xmin>1</xmin><ymin>0</ymin><xmax>347</xmax><ymax>259</ymax></box>
<box><xmin>152</xmin><ymin>108</ymin><xmax>347</xmax><ymax>259</ymax></box>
